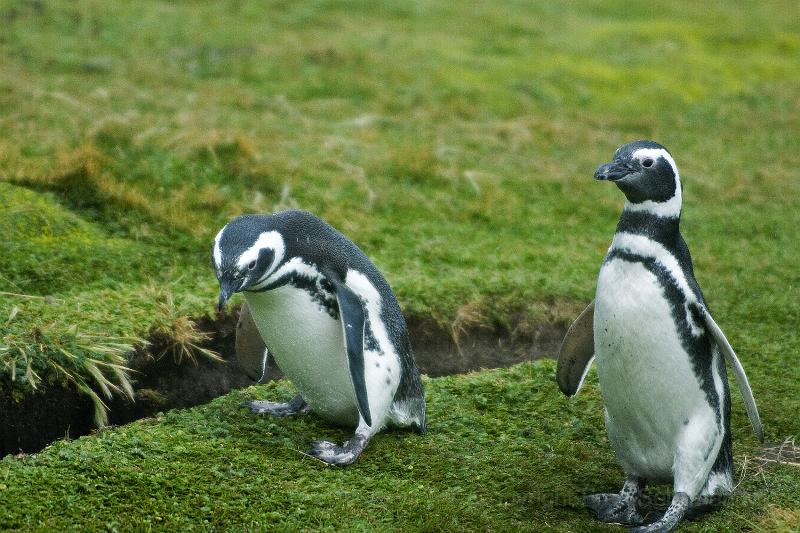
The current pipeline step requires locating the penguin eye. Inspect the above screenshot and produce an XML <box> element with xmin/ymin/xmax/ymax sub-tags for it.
<box><xmin>247</xmin><ymin>260</ymin><xmax>257</xmax><ymax>270</ymax></box>
<box><xmin>642</xmin><ymin>158</ymin><xmax>654</xmax><ymax>168</ymax></box>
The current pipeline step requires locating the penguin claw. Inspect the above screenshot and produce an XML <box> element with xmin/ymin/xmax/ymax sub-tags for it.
<box><xmin>583</xmin><ymin>493</ymin><xmax>645</xmax><ymax>525</ymax></box>
<box><xmin>309</xmin><ymin>440</ymin><xmax>338</xmax><ymax>451</ymax></box>
<box><xmin>307</xmin><ymin>440</ymin><xmax>359</xmax><ymax>466</ymax></box>
<box><xmin>629</xmin><ymin>522</ymin><xmax>673</xmax><ymax>533</ymax></box>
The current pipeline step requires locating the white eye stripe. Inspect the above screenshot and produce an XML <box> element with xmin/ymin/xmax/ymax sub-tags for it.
<box><xmin>213</xmin><ymin>229</ymin><xmax>224</xmax><ymax>269</ymax></box>
<box><xmin>237</xmin><ymin>231</ymin><xmax>286</xmax><ymax>278</ymax></box>
<box><xmin>631</xmin><ymin>148</ymin><xmax>678</xmax><ymax>177</ymax></box>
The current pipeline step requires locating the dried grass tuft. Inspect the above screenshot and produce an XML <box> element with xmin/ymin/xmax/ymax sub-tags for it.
<box><xmin>450</xmin><ymin>300</ymin><xmax>490</xmax><ymax>354</ymax></box>
<box><xmin>1</xmin><ymin>325</ymin><xmax>140</xmax><ymax>427</ymax></box>
<box><xmin>148</xmin><ymin>288</ymin><xmax>222</xmax><ymax>366</ymax></box>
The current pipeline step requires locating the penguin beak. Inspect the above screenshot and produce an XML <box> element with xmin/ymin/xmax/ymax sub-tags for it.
<box><xmin>594</xmin><ymin>161</ymin><xmax>630</xmax><ymax>181</ymax></box>
<box><xmin>217</xmin><ymin>276</ymin><xmax>243</xmax><ymax>312</ymax></box>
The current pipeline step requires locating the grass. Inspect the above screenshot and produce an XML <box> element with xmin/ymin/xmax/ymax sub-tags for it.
<box><xmin>1</xmin><ymin>363</ymin><xmax>798</xmax><ymax>532</ymax></box>
<box><xmin>0</xmin><ymin>0</ymin><xmax>798</xmax><ymax>529</ymax></box>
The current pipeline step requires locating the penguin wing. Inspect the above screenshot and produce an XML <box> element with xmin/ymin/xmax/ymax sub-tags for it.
<box><xmin>235</xmin><ymin>302</ymin><xmax>271</xmax><ymax>382</ymax></box>
<box><xmin>697</xmin><ymin>304</ymin><xmax>763</xmax><ymax>442</ymax></box>
<box><xmin>333</xmin><ymin>281</ymin><xmax>373</xmax><ymax>427</ymax></box>
<box><xmin>556</xmin><ymin>300</ymin><xmax>595</xmax><ymax>397</ymax></box>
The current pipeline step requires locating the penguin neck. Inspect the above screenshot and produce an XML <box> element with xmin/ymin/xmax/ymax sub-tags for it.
<box><xmin>616</xmin><ymin>207</ymin><xmax>682</xmax><ymax>248</ymax></box>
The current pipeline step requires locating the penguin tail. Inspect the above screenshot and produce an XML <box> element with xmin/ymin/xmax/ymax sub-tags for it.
<box><xmin>388</xmin><ymin>396</ymin><xmax>426</xmax><ymax>434</ymax></box>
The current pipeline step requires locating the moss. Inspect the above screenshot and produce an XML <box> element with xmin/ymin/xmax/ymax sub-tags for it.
<box><xmin>0</xmin><ymin>363</ymin><xmax>792</xmax><ymax>531</ymax></box>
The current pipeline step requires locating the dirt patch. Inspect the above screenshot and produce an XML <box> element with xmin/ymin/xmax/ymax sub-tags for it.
<box><xmin>407</xmin><ymin>315</ymin><xmax>562</xmax><ymax>377</ymax></box>
<box><xmin>106</xmin><ymin>312</ymin><xmax>255</xmax><ymax>425</ymax></box>
<box><xmin>0</xmin><ymin>384</ymin><xmax>94</xmax><ymax>457</ymax></box>
<box><xmin>0</xmin><ymin>306</ymin><xmax>566</xmax><ymax>457</ymax></box>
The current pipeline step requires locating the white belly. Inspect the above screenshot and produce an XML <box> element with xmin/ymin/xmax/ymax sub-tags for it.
<box><xmin>245</xmin><ymin>286</ymin><xmax>359</xmax><ymax>425</ymax></box>
<box><xmin>595</xmin><ymin>258</ymin><xmax>714</xmax><ymax>480</ymax></box>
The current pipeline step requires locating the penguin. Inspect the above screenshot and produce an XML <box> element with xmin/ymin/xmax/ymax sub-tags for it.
<box><xmin>234</xmin><ymin>302</ymin><xmax>271</xmax><ymax>383</ymax></box>
<box><xmin>556</xmin><ymin>141</ymin><xmax>762</xmax><ymax>532</ymax></box>
<box><xmin>213</xmin><ymin>209</ymin><xmax>426</xmax><ymax>466</ymax></box>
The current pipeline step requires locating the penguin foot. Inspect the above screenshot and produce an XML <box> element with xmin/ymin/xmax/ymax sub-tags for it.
<box><xmin>584</xmin><ymin>476</ymin><xmax>646</xmax><ymax>525</ymax></box>
<box><xmin>583</xmin><ymin>493</ymin><xmax>644</xmax><ymax>525</ymax></box>
<box><xmin>307</xmin><ymin>440</ymin><xmax>362</xmax><ymax>466</ymax></box>
<box><xmin>630</xmin><ymin>492</ymin><xmax>690</xmax><ymax>533</ymax></box>
<box><xmin>241</xmin><ymin>394</ymin><xmax>309</xmax><ymax>417</ymax></box>
<box><xmin>307</xmin><ymin>430</ymin><xmax>370</xmax><ymax>466</ymax></box>
<box><xmin>685</xmin><ymin>493</ymin><xmax>727</xmax><ymax>520</ymax></box>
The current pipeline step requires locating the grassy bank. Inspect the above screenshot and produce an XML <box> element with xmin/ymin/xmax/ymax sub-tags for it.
<box><xmin>0</xmin><ymin>0</ymin><xmax>798</xmax><ymax>529</ymax></box>
<box><xmin>1</xmin><ymin>0</ymin><xmax>798</xmax><ymax>420</ymax></box>
<box><xmin>1</xmin><ymin>362</ymin><xmax>797</xmax><ymax>531</ymax></box>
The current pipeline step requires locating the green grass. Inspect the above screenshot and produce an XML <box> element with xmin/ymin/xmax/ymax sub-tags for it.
<box><xmin>2</xmin><ymin>363</ymin><xmax>797</xmax><ymax>532</ymax></box>
<box><xmin>0</xmin><ymin>0</ymin><xmax>799</xmax><ymax>529</ymax></box>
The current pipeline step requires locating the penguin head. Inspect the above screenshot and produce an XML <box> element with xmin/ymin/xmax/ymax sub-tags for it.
<box><xmin>594</xmin><ymin>140</ymin><xmax>682</xmax><ymax>216</ymax></box>
<box><xmin>212</xmin><ymin>215</ymin><xmax>286</xmax><ymax>311</ymax></box>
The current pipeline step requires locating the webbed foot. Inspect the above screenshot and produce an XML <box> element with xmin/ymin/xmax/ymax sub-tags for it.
<box><xmin>241</xmin><ymin>393</ymin><xmax>309</xmax><ymax>417</ymax></box>
<box><xmin>307</xmin><ymin>429</ymin><xmax>369</xmax><ymax>467</ymax></box>
<box><xmin>630</xmin><ymin>492</ymin><xmax>690</xmax><ymax>533</ymax></box>
<box><xmin>685</xmin><ymin>493</ymin><xmax>727</xmax><ymax>520</ymax></box>
<box><xmin>583</xmin><ymin>476</ymin><xmax>646</xmax><ymax>525</ymax></box>
<box><xmin>584</xmin><ymin>493</ymin><xmax>645</xmax><ymax>525</ymax></box>
<box><xmin>307</xmin><ymin>440</ymin><xmax>361</xmax><ymax>466</ymax></box>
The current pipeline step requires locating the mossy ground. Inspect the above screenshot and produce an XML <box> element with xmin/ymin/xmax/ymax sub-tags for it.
<box><xmin>0</xmin><ymin>0</ymin><xmax>798</xmax><ymax>530</ymax></box>
<box><xmin>1</xmin><ymin>363</ymin><xmax>798</xmax><ymax>532</ymax></box>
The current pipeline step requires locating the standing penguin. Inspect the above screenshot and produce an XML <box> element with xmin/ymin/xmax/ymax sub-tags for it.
<box><xmin>556</xmin><ymin>141</ymin><xmax>762</xmax><ymax>532</ymax></box>
<box><xmin>213</xmin><ymin>209</ymin><xmax>426</xmax><ymax>465</ymax></box>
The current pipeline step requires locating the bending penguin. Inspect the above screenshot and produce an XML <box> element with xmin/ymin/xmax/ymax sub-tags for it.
<box><xmin>556</xmin><ymin>141</ymin><xmax>762</xmax><ymax>532</ymax></box>
<box><xmin>213</xmin><ymin>209</ymin><xmax>426</xmax><ymax>465</ymax></box>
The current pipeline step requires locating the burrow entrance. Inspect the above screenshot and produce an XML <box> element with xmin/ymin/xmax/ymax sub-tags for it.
<box><xmin>0</xmin><ymin>307</ymin><xmax>565</xmax><ymax>457</ymax></box>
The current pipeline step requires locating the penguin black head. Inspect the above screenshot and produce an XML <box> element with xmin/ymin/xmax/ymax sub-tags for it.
<box><xmin>212</xmin><ymin>215</ymin><xmax>286</xmax><ymax>311</ymax></box>
<box><xmin>595</xmin><ymin>140</ymin><xmax>682</xmax><ymax>216</ymax></box>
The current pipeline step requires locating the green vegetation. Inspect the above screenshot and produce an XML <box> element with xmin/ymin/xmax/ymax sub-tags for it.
<box><xmin>0</xmin><ymin>0</ymin><xmax>798</xmax><ymax>530</ymax></box>
<box><xmin>1</xmin><ymin>363</ymin><xmax>798</xmax><ymax>531</ymax></box>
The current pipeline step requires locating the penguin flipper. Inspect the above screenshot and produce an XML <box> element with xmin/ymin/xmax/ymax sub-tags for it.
<box><xmin>697</xmin><ymin>305</ymin><xmax>763</xmax><ymax>442</ymax></box>
<box><xmin>333</xmin><ymin>281</ymin><xmax>373</xmax><ymax>427</ymax></box>
<box><xmin>235</xmin><ymin>302</ymin><xmax>271</xmax><ymax>382</ymax></box>
<box><xmin>556</xmin><ymin>300</ymin><xmax>595</xmax><ymax>396</ymax></box>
